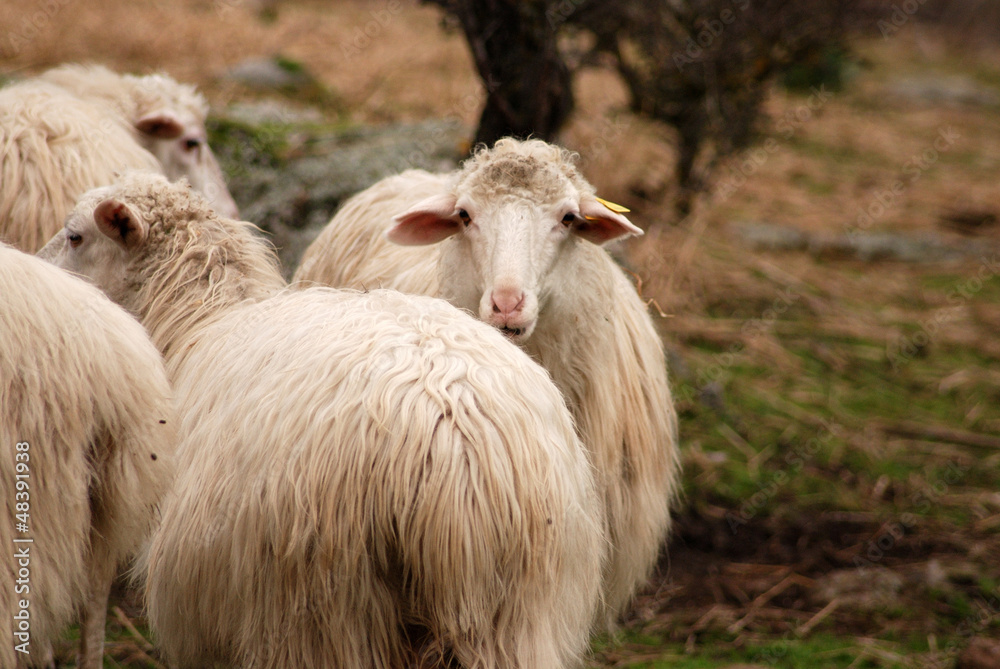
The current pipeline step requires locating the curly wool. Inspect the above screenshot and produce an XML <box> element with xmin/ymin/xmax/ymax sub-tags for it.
<box><xmin>459</xmin><ymin>138</ymin><xmax>593</xmax><ymax>203</ymax></box>
<box><xmin>0</xmin><ymin>244</ymin><xmax>176</xmax><ymax>667</ymax></box>
<box><xmin>295</xmin><ymin>169</ymin><xmax>448</xmax><ymax>293</ymax></box>
<box><xmin>103</xmin><ymin>172</ymin><xmax>282</xmax><ymax>369</ymax></box>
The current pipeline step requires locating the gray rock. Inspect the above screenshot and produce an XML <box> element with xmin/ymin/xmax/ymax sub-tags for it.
<box><xmin>225</xmin><ymin>100</ymin><xmax>324</xmax><ymax>126</ymax></box>
<box><xmin>815</xmin><ymin>231</ymin><xmax>965</xmax><ymax>263</ymax></box>
<box><xmin>886</xmin><ymin>75</ymin><xmax>1000</xmax><ymax>108</ymax></box>
<box><xmin>731</xmin><ymin>220</ymin><xmax>994</xmax><ymax>264</ymax></box>
<box><xmin>223</xmin><ymin>56</ymin><xmax>316</xmax><ymax>92</ymax></box>
<box><xmin>212</xmin><ymin>116</ymin><xmax>469</xmax><ymax>277</ymax></box>
<box><xmin>731</xmin><ymin>220</ymin><xmax>808</xmax><ymax>252</ymax></box>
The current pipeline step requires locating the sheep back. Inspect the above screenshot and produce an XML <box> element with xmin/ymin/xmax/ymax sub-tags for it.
<box><xmin>38</xmin><ymin>64</ymin><xmax>208</xmax><ymax>130</ymax></box>
<box><xmin>294</xmin><ymin>169</ymin><xmax>443</xmax><ymax>294</ymax></box>
<box><xmin>146</xmin><ymin>287</ymin><xmax>604</xmax><ymax>669</ymax></box>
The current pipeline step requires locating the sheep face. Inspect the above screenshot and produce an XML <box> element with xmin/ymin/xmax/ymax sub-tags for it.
<box><xmin>37</xmin><ymin>183</ymin><xmax>136</xmax><ymax>305</ymax></box>
<box><xmin>134</xmin><ymin>108</ymin><xmax>240</xmax><ymax>221</ymax></box>
<box><xmin>387</xmin><ymin>144</ymin><xmax>642</xmax><ymax>344</ymax></box>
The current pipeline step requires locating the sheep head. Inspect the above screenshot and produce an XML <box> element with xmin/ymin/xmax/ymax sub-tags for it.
<box><xmin>387</xmin><ymin>138</ymin><xmax>642</xmax><ymax>343</ymax></box>
<box><xmin>38</xmin><ymin>172</ymin><xmax>210</xmax><ymax>312</ymax></box>
<box><xmin>128</xmin><ymin>75</ymin><xmax>240</xmax><ymax>222</ymax></box>
<box><xmin>37</xmin><ymin>181</ymin><xmax>143</xmax><ymax>307</ymax></box>
<box><xmin>40</xmin><ymin>171</ymin><xmax>281</xmax><ymax>329</ymax></box>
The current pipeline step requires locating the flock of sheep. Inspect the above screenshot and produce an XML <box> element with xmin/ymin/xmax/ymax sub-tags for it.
<box><xmin>1</xmin><ymin>64</ymin><xmax>680</xmax><ymax>669</ymax></box>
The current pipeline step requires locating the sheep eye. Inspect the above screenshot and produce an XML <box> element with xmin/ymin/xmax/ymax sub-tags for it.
<box><xmin>184</xmin><ymin>138</ymin><xmax>201</xmax><ymax>151</ymax></box>
<box><xmin>458</xmin><ymin>209</ymin><xmax>471</xmax><ymax>227</ymax></box>
<box><xmin>67</xmin><ymin>232</ymin><xmax>83</xmax><ymax>248</ymax></box>
<box><xmin>561</xmin><ymin>212</ymin><xmax>576</xmax><ymax>226</ymax></box>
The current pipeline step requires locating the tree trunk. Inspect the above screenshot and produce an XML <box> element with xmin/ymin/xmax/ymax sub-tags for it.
<box><xmin>434</xmin><ymin>0</ymin><xmax>574</xmax><ymax>146</ymax></box>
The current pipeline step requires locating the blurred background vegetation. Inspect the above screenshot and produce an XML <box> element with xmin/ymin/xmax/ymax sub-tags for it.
<box><xmin>2</xmin><ymin>0</ymin><xmax>999</xmax><ymax>667</ymax></box>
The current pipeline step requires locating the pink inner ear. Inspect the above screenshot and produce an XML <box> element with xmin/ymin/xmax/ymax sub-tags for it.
<box><xmin>574</xmin><ymin>198</ymin><xmax>644</xmax><ymax>245</ymax></box>
<box><xmin>386</xmin><ymin>194</ymin><xmax>460</xmax><ymax>246</ymax></box>
<box><xmin>135</xmin><ymin>112</ymin><xmax>184</xmax><ymax>139</ymax></box>
<box><xmin>94</xmin><ymin>199</ymin><xmax>144</xmax><ymax>249</ymax></box>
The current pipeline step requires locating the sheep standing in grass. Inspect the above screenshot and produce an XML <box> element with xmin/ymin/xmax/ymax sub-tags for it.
<box><xmin>0</xmin><ymin>244</ymin><xmax>176</xmax><ymax>669</ymax></box>
<box><xmin>41</xmin><ymin>172</ymin><xmax>605</xmax><ymax>669</ymax></box>
<box><xmin>0</xmin><ymin>64</ymin><xmax>237</xmax><ymax>252</ymax></box>
<box><xmin>296</xmin><ymin>137</ymin><xmax>681</xmax><ymax>624</ymax></box>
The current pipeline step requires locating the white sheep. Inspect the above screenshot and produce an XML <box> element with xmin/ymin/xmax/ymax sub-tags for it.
<box><xmin>0</xmin><ymin>63</ymin><xmax>238</xmax><ymax>252</ymax></box>
<box><xmin>295</xmin><ymin>137</ymin><xmax>681</xmax><ymax>624</ymax></box>
<box><xmin>40</xmin><ymin>172</ymin><xmax>606</xmax><ymax>669</ymax></box>
<box><xmin>0</xmin><ymin>243</ymin><xmax>176</xmax><ymax>669</ymax></box>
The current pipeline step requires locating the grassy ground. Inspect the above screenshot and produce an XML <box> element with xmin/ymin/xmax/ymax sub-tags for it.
<box><xmin>2</xmin><ymin>1</ymin><xmax>998</xmax><ymax>667</ymax></box>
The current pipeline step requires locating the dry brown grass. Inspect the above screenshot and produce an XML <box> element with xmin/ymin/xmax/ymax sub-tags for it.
<box><xmin>0</xmin><ymin>0</ymin><xmax>478</xmax><ymax>123</ymax></box>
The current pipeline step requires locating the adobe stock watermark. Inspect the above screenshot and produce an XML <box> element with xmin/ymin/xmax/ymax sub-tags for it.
<box><xmin>675</xmin><ymin>286</ymin><xmax>802</xmax><ymax>406</ymax></box>
<box><xmin>577</xmin><ymin>115</ymin><xmax>632</xmax><ymax>171</ymax></box>
<box><xmin>852</xmin><ymin>459</ymin><xmax>968</xmax><ymax>574</ymax></box>
<box><xmin>845</xmin><ymin>125</ymin><xmax>959</xmax><ymax>244</ymax></box>
<box><xmin>887</xmin><ymin>254</ymin><xmax>999</xmax><ymax>371</ymax></box>
<box><xmin>396</xmin><ymin>73</ymin><xmax>501</xmax><ymax>170</ymax></box>
<box><xmin>546</xmin><ymin>0</ymin><xmax>587</xmax><ymax>29</ymax></box>
<box><xmin>340</xmin><ymin>0</ymin><xmax>404</xmax><ymax>62</ymax></box>
<box><xmin>671</xmin><ymin>0</ymin><xmax>752</xmax><ymax>71</ymax></box>
<box><xmin>670</xmin><ymin>283</ymin><xmax>803</xmax><ymax>408</ymax></box>
<box><xmin>877</xmin><ymin>0</ymin><xmax>930</xmax><ymax>39</ymax></box>
<box><xmin>12</xmin><ymin>440</ymin><xmax>33</xmax><ymax>657</ymax></box>
<box><xmin>2</xmin><ymin>0</ymin><xmax>74</xmax><ymax>57</ymax></box>
<box><xmin>725</xmin><ymin>418</ymin><xmax>842</xmax><ymax>534</ymax></box>
<box><xmin>851</xmin><ymin>582</ymin><xmax>998</xmax><ymax>667</ymax></box>
<box><xmin>936</xmin><ymin>593</ymin><xmax>1000</xmax><ymax>663</ymax></box>
<box><xmin>715</xmin><ymin>84</ymin><xmax>834</xmax><ymax>202</ymax></box>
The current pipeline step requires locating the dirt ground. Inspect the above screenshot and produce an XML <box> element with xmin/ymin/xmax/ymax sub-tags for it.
<box><xmin>2</xmin><ymin>1</ymin><xmax>999</xmax><ymax>667</ymax></box>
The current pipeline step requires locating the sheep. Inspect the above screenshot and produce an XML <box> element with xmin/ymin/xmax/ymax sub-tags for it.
<box><xmin>294</xmin><ymin>137</ymin><xmax>682</xmax><ymax>625</ymax></box>
<box><xmin>40</xmin><ymin>171</ymin><xmax>606</xmax><ymax>669</ymax></box>
<box><xmin>0</xmin><ymin>63</ymin><xmax>238</xmax><ymax>252</ymax></box>
<box><xmin>0</xmin><ymin>243</ymin><xmax>176</xmax><ymax>669</ymax></box>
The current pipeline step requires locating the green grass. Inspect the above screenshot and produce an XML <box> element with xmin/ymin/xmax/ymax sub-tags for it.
<box><xmin>590</xmin><ymin>630</ymin><xmax>910</xmax><ymax>668</ymax></box>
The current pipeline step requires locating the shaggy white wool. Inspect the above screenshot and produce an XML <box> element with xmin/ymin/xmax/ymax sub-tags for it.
<box><xmin>0</xmin><ymin>244</ymin><xmax>176</xmax><ymax>669</ymax></box>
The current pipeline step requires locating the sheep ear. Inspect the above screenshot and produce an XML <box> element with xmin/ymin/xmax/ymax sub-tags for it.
<box><xmin>386</xmin><ymin>194</ymin><xmax>461</xmax><ymax>246</ymax></box>
<box><xmin>135</xmin><ymin>111</ymin><xmax>184</xmax><ymax>139</ymax></box>
<box><xmin>94</xmin><ymin>199</ymin><xmax>146</xmax><ymax>250</ymax></box>
<box><xmin>573</xmin><ymin>196</ymin><xmax>644</xmax><ymax>244</ymax></box>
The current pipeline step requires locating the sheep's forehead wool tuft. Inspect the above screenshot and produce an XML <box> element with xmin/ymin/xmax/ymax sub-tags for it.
<box><xmin>456</xmin><ymin>138</ymin><xmax>596</xmax><ymax>208</ymax></box>
<box><xmin>110</xmin><ymin>172</ymin><xmax>213</xmax><ymax>228</ymax></box>
<box><xmin>127</xmin><ymin>73</ymin><xmax>209</xmax><ymax>121</ymax></box>
<box><xmin>468</xmin><ymin>156</ymin><xmax>571</xmax><ymax>203</ymax></box>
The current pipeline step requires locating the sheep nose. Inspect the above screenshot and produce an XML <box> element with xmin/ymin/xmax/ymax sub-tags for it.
<box><xmin>490</xmin><ymin>288</ymin><xmax>525</xmax><ymax>318</ymax></box>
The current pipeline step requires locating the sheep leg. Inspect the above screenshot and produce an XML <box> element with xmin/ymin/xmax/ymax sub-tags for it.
<box><xmin>76</xmin><ymin>558</ymin><xmax>115</xmax><ymax>669</ymax></box>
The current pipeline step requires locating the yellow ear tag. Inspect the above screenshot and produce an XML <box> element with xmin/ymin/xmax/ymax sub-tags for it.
<box><xmin>596</xmin><ymin>196</ymin><xmax>630</xmax><ymax>214</ymax></box>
